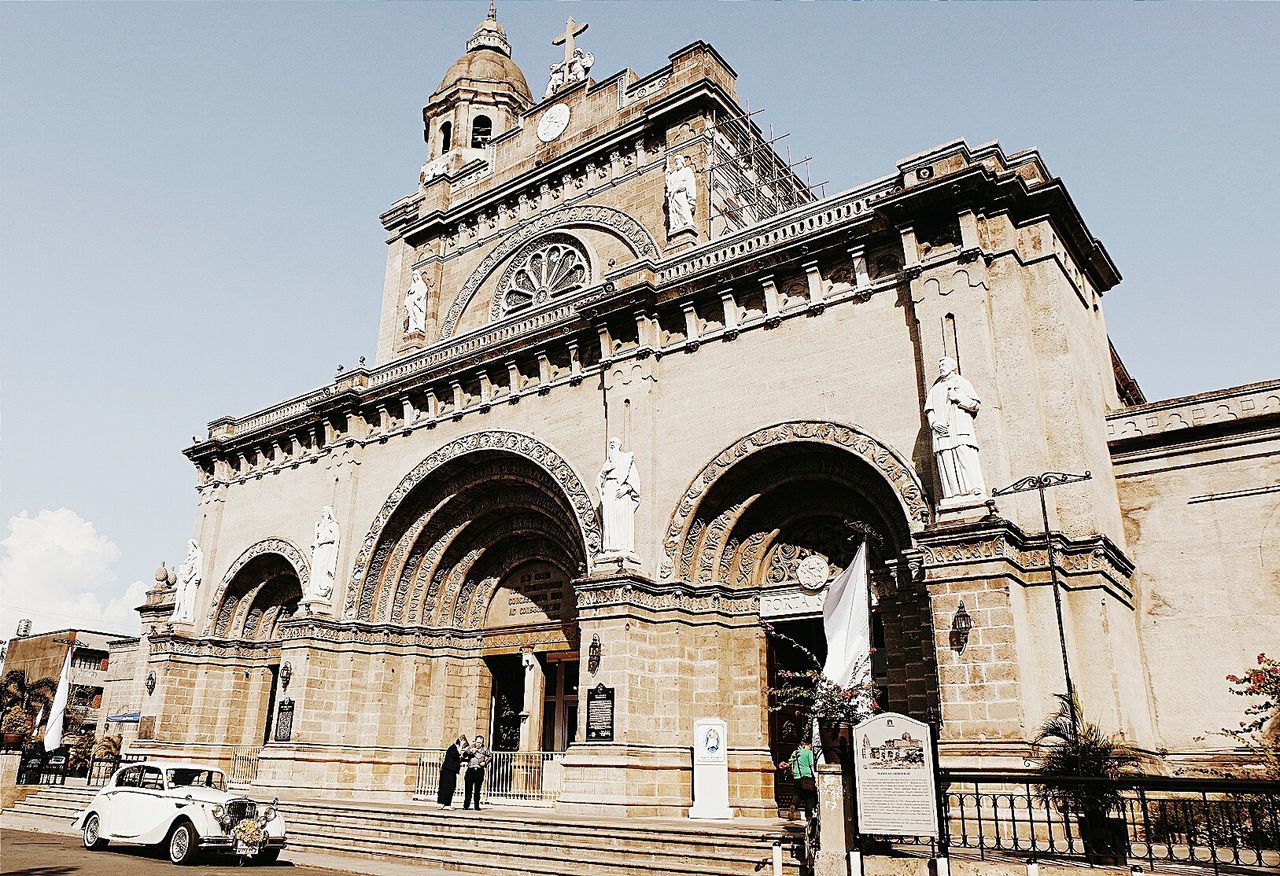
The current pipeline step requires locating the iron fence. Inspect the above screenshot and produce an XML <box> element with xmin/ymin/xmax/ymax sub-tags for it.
<box><xmin>414</xmin><ymin>749</ymin><xmax>564</xmax><ymax>804</ymax></box>
<box><xmin>86</xmin><ymin>753</ymin><xmax>146</xmax><ymax>787</ymax></box>
<box><xmin>229</xmin><ymin>749</ymin><xmax>260</xmax><ymax>786</ymax></box>
<box><xmin>879</xmin><ymin>772</ymin><xmax>1280</xmax><ymax>873</ymax></box>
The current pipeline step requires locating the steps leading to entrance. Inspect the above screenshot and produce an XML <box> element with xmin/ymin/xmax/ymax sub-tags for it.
<box><xmin>280</xmin><ymin>798</ymin><xmax>802</xmax><ymax>876</ymax></box>
<box><xmin>3</xmin><ymin>785</ymin><xmax>804</xmax><ymax>876</ymax></box>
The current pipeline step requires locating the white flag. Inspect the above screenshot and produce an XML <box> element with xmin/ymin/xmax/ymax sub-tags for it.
<box><xmin>42</xmin><ymin>649</ymin><xmax>72</xmax><ymax>751</ymax></box>
<box><xmin>821</xmin><ymin>543</ymin><xmax>871</xmax><ymax>688</ymax></box>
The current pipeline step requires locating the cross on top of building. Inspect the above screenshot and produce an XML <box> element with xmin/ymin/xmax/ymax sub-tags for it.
<box><xmin>552</xmin><ymin>16</ymin><xmax>589</xmax><ymax>68</ymax></box>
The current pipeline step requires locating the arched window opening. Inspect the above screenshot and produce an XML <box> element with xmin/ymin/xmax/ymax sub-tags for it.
<box><xmin>471</xmin><ymin>115</ymin><xmax>493</xmax><ymax>149</ymax></box>
<box><xmin>440</xmin><ymin>121</ymin><xmax>453</xmax><ymax>154</ymax></box>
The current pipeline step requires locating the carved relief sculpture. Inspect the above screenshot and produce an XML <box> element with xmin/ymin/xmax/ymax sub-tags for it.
<box><xmin>924</xmin><ymin>356</ymin><xmax>987</xmax><ymax>504</ymax></box>
<box><xmin>404</xmin><ymin>271</ymin><xmax>429</xmax><ymax>336</ymax></box>
<box><xmin>306</xmin><ymin>506</ymin><xmax>340</xmax><ymax>606</ymax></box>
<box><xmin>598</xmin><ymin>437</ymin><xmax>640</xmax><ymax>556</ymax></box>
<box><xmin>545</xmin><ymin>17</ymin><xmax>593</xmax><ymax>99</ymax></box>
<box><xmin>171</xmin><ymin>539</ymin><xmax>204</xmax><ymax>625</ymax></box>
<box><xmin>665</xmin><ymin>155</ymin><xmax>697</xmax><ymax>234</ymax></box>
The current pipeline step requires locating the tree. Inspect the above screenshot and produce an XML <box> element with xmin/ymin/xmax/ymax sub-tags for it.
<box><xmin>1</xmin><ymin>670</ymin><xmax>58</xmax><ymax>741</ymax></box>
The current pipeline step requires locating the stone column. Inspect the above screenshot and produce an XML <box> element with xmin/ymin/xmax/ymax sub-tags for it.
<box><xmin>519</xmin><ymin>649</ymin><xmax>546</xmax><ymax>752</ymax></box>
<box><xmin>814</xmin><ymin>764</ymin><xmax>854</xmax><ymax>876</ymax></box>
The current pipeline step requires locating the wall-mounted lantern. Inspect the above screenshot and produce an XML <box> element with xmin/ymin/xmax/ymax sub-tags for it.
<box><xmin>588</xmin><ymin>634</ymin><xmax>602</xmax><ymax>675</ymax></box>
<box><xmin>949</xmin><ymin>600</ymin><xmax>973</xmax><ymax>655</ymax></box>
<box><xmin>280</xmin><ymin>662</ymin><xmax>292</xmax><ymax>691</ymax></box>
<box><xmin>145</xmin><ymin>671</ymin><xmax>157</xmax><ymax>696</ymax></box>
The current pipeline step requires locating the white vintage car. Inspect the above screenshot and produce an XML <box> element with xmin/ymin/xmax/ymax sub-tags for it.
<box><xmin>71</xmin><ymin>760</ymin><xmax>287</xmax><ymax>865</ymax></box>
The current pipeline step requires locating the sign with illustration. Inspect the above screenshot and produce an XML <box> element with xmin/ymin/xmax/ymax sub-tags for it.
<box><xmin>688</xmin><ymin>716</ymin><xmax>732</xmax><ymax>819</ymax></box>
<box><xmin>852</xmin><ymin>712</ymin><xmax>938</xmax><ymax>837</ymax></box>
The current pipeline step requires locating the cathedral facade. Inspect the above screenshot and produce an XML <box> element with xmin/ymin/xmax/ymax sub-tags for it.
<box><xmin>115</xmin><ymin>9</ymin><xmax>1279</xmax><ymax>816</ymax></box>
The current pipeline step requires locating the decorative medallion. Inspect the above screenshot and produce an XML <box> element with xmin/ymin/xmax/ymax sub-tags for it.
<box><xmin>796</xmin><ymin>554</ymin><xmax>831</xmax><ymax>590</ymax></box>
<box><xmin>537</xmin><ymin>103</ymin><xmax>571</xmax><ymax>143</ymax></box>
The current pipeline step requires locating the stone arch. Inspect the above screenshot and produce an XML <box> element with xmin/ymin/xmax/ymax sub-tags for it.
<box><xmin>438</xmin><ymin>204</ymin><xmax>660</xmax><ymax>339</ymax></box>
<box><xmin>345</xmin><ymin>430</ymin><xmax>599</xmax><ymax>619</ymax></box>
<box><xmin>661</xmin><ymin>421</ymin><xmax>931</xmax><ymax>581</ymax></box>
<box><xmin>205</xmin><ymin>538</ymin><xmax>309</xmax><ymax>635</ymax></box>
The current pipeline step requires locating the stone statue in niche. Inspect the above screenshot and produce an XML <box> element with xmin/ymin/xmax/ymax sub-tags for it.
<box><xmin>306</xmin><ymin>506</ymin><xmax>340</xmax><ymax>605</ymax></box>
<box><xmin>171</xmin><ymin>540</ymin><xmax>203</xmax><ymax>625</ymax></box>
<box><xmin>665</xmin><ymin>155</ymin><xmax>697</xmax><ymax>234</ymax></box>
<box><xmin>924</xmin><ymin>356</ymin><xmax>987</xmax><ymax>504</ymax></box>
<box><xmin>598</xmin><ymin>437</ymin><xmax>640</xmax><ymax>555</ymax></box>
<box><xmin>404</xmin><ymin>271</ymin><xmax>429</xmax><ymax>336</ymax></box>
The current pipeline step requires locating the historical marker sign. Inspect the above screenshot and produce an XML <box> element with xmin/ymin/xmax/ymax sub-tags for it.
<box><xmin>852</xmin><ymin>712</ymin><xmax>939</xmax><ymax>837</ymax></box>
<box><xmin>586</xmin><ymin>683</ymin><xmax>614</xmax><ymax>741</ymax></box>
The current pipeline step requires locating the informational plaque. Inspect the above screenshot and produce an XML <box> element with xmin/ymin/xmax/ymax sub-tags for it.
<box><xmin>853</xmin><ymin>712</ymin><xmax>939</xmax><ymax>837</ymax></box>
<box><xmin>688</xmin><ymin>717</ymin><xmax>732</xmax><ymax>820</ymax></box>
<box><xmin>586</xmin><ymin>683</ymin><xmax>614</xmax><ymax>741</ymax></box>
<box><xmin>274</xmin><ymin>698</ymin><xmax>295</xmax><ymax>742</ymax></box>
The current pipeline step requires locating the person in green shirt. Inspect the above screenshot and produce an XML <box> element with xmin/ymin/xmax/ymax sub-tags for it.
<box><xmin>779</xmin><ymin>739</ymin><xmax>818</xmax><ymax>821</ymax></box>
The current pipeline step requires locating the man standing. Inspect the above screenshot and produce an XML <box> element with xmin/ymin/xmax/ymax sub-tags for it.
<box><xmin>780</xmin><ymin>739</ymin><xmax>817</xmax><ymax>822</ymax></box>
<box><xmin>438</xmin><ymin>735</ymin><xmax>467</xmax><ymax>809</ymax></box>
<box><xmin>462</xmin><ymin>735</ymin><xmax>492</xmax><ymax>811</ymax></box>
<box><xmin>924</xmin><ymin>356</ymin><xmax>987</xmax><ymax>501</ymax></box>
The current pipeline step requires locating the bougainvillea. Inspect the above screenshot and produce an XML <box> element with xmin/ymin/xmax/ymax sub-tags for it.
<box><xmin>1221</xmin><ymin>652</ymin><xmax>1280</xmax><ymax>778</ymax></box>
<box><xmin>762</xmin><ymin>621</ymin><xmax>880</xmax><ymax>727</ymax></box>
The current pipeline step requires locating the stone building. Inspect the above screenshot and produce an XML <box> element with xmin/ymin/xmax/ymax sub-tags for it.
<box><xmin>117</xmin><ymin>8</ymin><xmax>1278</xmax><ymax>817</ymax></box>
<box><xmin>2</xmin><ymin>629</ymin><xmax>115</xmax><ymax>739</ymax></box>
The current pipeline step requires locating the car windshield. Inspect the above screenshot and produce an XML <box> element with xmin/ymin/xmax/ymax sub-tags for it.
<box><xmin>166</xmin><ymin>768</ymin><xmax>227</xmax><ymax>791</ymax></box>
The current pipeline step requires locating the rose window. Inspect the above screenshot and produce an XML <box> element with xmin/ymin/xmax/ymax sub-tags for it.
<box><xmin>496</xmin><ymin>234</ymin><xmax>590</xmax><ymax>317</ymax></box>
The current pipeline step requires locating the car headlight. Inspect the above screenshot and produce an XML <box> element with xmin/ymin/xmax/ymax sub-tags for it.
<box><xmin>259</xmin><ymin>797</ymin><xmax>279</xmax><ymax>826</ymax></box>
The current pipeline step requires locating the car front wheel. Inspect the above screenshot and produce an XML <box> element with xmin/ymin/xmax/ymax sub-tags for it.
<box><xmin>166</xmin><ymin>819</ymin><xmax>198</xmax><ymax>865</ymax></box>
<box><xmin>81</xmin><ymin>812</ymin><xmax>108</xmax><ymax>850</ymax></box>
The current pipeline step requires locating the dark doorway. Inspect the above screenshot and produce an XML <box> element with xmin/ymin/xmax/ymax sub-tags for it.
<box><xmin>486</xmin><ymin>654</ymin><xmax>523</xmax><ymax>752</ymax></box>
<box><xmin>262</xmin><ymin>665</ymin><xmax>279</xmax><ymax>746</ymax></box>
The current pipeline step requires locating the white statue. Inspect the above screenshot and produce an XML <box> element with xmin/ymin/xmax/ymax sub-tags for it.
<box><xmin>665</xmin><ymin>155</ymin><xmax>697</xmax><ymax>233</ymax></box>
<box><xmin>307</xmin><ymin>506</ymin><xmax>340</xmax><ymax>604</ymax></box>
<box><xmin>171</xmin><ymin>539</ymin><xmax>203</xmax><ymax>624</ymax></box>
<box><xmin>543</xmin><ymin>64</ymin><xmax>565</xmax><ymax>100</ymax></box>
<box><xmin>598</xmin><ymin>437</ymin><xmax>640</xmax><ymax>555</ymax></box>
<box><xmin>404</xmin><ymin>271</ymin><xmax>429</xmax><ymax>335</ymax></box>
<box><xmin>924</xmin><ymin>356</ymin><xmax>987</xmax><ymax>502</ymax></box>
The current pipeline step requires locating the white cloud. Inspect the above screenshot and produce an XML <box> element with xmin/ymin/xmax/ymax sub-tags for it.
<box><xmin>0</xmin><ymin>509</ymin><xmax>144</xmax><ymax>639</ymax></box>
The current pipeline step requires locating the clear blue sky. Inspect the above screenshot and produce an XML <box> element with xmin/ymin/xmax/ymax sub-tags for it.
<box><xmin>2</xmin><ymin>2</ymin><xmax>1277</xmax><ymax>636</ymax></box>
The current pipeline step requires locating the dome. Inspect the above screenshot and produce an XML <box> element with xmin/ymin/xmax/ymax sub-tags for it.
<box><xmin>435</xmin><ymin>5</ymin><xmax>530</xmax><ymax>103</ymax></box>
<box><xmin>437</xmin><ymin>46</ymin><xmax>531</xmax><ymax>102</ymax></box>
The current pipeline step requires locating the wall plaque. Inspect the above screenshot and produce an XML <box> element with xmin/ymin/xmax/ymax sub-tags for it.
<box><xmin>852</xmin><ymin>712</ymin><xmax>938</xmax><ymax>837</ymax></box>
<box><xmin>274</xmin><ymin>698</ymin><xmax>295</xmax><ymax>742</ymax></box>
<box><xmin>585</xmin><ymin>683</ymin><xmax>614</xmax><ymax>742</ymax></box>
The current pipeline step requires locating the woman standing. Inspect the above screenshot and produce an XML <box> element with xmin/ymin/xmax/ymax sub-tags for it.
<box><xmin>438</xmin><ymin>735</ymin><xmax>467</xmax><ymax>809</ymax></box>
<box><xmin>462</xmin><ymin>735</ymin><xmax>492</xmax><ymax>811</ymax></box>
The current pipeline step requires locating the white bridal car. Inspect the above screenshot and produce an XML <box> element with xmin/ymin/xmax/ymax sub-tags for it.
<box><xmin>72</xmin><ymin>760</ymin><xmax>287</xmax><ymax>865</ymax></box>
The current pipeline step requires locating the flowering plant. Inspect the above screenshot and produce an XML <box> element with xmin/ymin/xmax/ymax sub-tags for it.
<box><xmin>761</xmin><ymin>621</ymin><xmax>880</xmax><ymax>727</ymax></box>
<box><xmin>230</xmin><ymin>818</ymin><xmax>264</xmax><ymax>848</ymax></box>
<box><xmin>1220</xmin><ymin>652</ymin><xmax>1280</xmax><ymax>778</ymax></box>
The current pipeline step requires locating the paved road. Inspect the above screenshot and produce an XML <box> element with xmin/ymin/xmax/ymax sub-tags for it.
<box><xmin>0</xmin><ymin>829</ymin><xmax>339</xmax><ymax>875</ymax></box>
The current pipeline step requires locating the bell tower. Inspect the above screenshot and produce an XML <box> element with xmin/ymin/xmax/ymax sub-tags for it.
<box><xmin>420</xmin><ymin>2</ymin><xmax>532</xmax><ymax>182</ymax></box>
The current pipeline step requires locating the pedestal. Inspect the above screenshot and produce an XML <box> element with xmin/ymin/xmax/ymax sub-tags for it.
<box><xmin>814</xmin><ymin>764</ymin><xmax>854</xmax><ymax>876</ymax></box>
<box><xmin>688</xmin><ymin>717</ymin><xmax>732</xmax><ymax>820</ymax></box>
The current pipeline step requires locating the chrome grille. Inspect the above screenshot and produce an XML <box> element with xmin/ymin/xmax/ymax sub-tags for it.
<box><xmin>226</xmin><ymin>799</ymin><xmax>257</xmax><ymax>822</ymax></box>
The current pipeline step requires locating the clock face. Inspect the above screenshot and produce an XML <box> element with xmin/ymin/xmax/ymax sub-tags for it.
<box><xmin>538</xmin><ymin>104</ymin><xmax>571</xmax><ymax>143</ymax></box>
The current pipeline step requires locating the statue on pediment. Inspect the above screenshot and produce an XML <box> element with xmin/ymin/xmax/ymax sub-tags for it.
<box><xmin>924</xmin><ymin>356</ymin><xmax>987</xmax><ymax>503</ymax></box>
<box><xmin>598</xmin><ymin>438</ymin><xmax>640</xmax><ymax>555</ymax></box>
<box><xmin>405</xmin><ymin>271</ymin><xmax>429</xmax><ymax>336</ymax></box>
<box><xmin>666</xmin><ymin>155</ymin><xmax>697</xmax><ymax>234</ymax></box>
<box><xmin>306</xmin><ymin>506</ymin><xmax>340</xmax><ymax>605</ymax></box>
<box><xmin>171</xmin><ymin>540</ymin><xmax>203</xmax><ymax>625</ymax></box>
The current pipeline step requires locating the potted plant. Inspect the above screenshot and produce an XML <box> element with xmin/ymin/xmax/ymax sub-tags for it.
<box><xmin>2</xmin><ymin>706</ymin><xmax>34</xmax><ymax>747</ymax></box>
<box><xmin>1033</xmin><ymin>694</ymin><xmax>1137</xmax><ymax>865</ymax></box>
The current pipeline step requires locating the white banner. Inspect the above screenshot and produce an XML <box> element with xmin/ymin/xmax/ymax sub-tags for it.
<box><xmin>821</xmin><ymin>543</ymin><xmax>870</xmax><ymax>688</ymax></box>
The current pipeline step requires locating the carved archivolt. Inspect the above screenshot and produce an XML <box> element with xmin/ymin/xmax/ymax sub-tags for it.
<box><xmin>345</xmin><ymin>430</ymin><xmax>600</xmax><ymax>618</ymax></box>
<box><xmin>204</xmin><ymin>538</ymin><xmax>309</xmax><ymax>635</ymax></box>
<box><xmin>439</xmin><ymin>204</ymin><xmax>659</xmax><ymax>339</ymax></box>
<box><xmin>660</xmin><ymin>421</ymin><xmax>930</xmax><ymax>580</ymax></box>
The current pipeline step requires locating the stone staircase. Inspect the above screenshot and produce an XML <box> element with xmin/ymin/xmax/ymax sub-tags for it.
<box><xmin>3</xmin><ymin>785</ymin><xmax>804</xmax><ymax>876</ymax></box>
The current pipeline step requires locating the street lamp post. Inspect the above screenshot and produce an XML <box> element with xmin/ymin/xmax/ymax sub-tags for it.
<box><xmin>991</xmin><ymin>471</ymin><xmax>1092</xmax><ymax>734</ymax></box>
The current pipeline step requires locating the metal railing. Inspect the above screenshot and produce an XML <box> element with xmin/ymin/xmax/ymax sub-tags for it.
<box><xmin>86</xmin><ymin>753</ymin><xmax>146</xmax><ymax>787</ymax></box>
<box><xmin>881</xmin><ymin>772</ymin><xmax>1280</xmax><ymax>873</ymax></box>
<box><xmin>229</xmin><ymin>749</ymin><xmax>260</xmax><ymax>787</ymax></box>
<box><xmin>415</xmin><ymin>749</ymin><xmax>564</xmax><ymax>804</ymax></box>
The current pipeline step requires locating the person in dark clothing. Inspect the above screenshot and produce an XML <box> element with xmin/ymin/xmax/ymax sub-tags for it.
<box><xmin>438</xmin><ymin>735</ymin><xmax>467</xmax><ymax>809</ymax></box>
<box><xmin>462</xmin><ymin>734</ymin><xmax>492</xmax><ymax>811</ymax></box>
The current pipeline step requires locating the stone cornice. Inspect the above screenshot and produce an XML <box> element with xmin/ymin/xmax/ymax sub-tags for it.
<box><xmin>1107</xmin><ymin>378</ymin><xmax>1280</xmax><ymax>448</ymax></box>
<box><xmin>575</xmin><ymin>575</ymin><xmax>760</xmax><ymax>619</ymax></box>
<box><xmin>916</xmin><ymin>517</ymin><xmax>1135</xmax><ymax>603</ymax></box>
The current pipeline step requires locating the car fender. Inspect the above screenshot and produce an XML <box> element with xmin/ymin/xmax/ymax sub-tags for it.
<box><xmin>71</xmin><ymin>790</ymin><xmax>109</xmax><ymax>832</ymax></box>
<box><xmin>263</xmin><ymin>813</ymin><xmax>287</xmax><ymax>839</ymax></box>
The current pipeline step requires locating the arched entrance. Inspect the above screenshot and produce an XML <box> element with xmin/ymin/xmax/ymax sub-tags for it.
<box><xmin>210</xmin><ymin>550</ymin><xmax>305</xmax><ymax>745</ymax></box>
<box><xmin>666</xmin><ymin>422</ymin><xmax>935</xmax><ymax>808</ymax></box>
<box><xmin>353</xmin><ymin>437</ymin><xmax>590</xmax><ymax>753</ymax></box>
